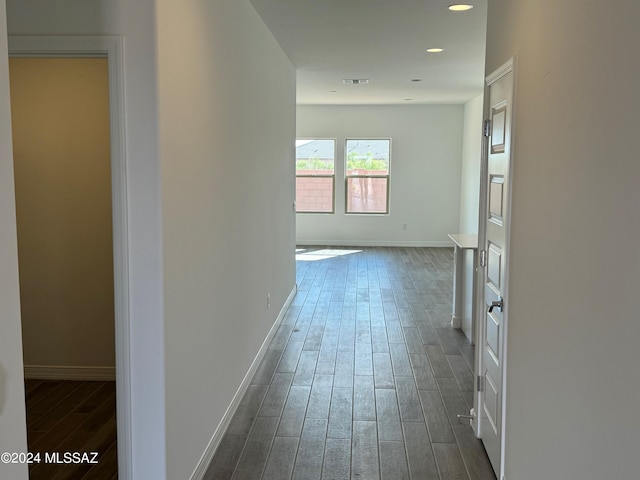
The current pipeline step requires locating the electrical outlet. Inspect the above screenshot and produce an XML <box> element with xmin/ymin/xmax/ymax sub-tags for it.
<box><xmin>402</xmin><ymin>223</ymin><xmax>408</xmax><ymax>230</ymax></box>
<box><xmin>267</xmin><ymin>293</ymin><xmax>271</xmax><ymax>308</ymax></box>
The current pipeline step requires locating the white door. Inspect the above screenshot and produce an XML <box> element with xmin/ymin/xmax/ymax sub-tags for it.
<box><xmin>475</xmin><ymin>60</ymin><xmax>514</xmax><ymax>478</ymax></box>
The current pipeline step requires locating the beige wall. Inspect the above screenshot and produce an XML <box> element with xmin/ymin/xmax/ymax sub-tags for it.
<box><xmin>10</xmin><ymin>57</ymin><xmax>115</xmax><ymax>369</ymax></box>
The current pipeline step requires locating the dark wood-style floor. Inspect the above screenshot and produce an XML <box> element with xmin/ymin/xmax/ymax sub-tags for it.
<box><xmin>205</xmin><ymin>246</ymin><xmax>496</xmax><ymax>480</ymax></box>
<box><xmin>25</xmin><ymin>379</ymin><xmax>118</xmax><ymax>480</ymax></box>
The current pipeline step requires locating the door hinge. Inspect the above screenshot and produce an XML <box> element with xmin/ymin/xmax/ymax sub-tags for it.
<box><xmin>477</xmin><ymin>375</ymin><xmax>484</xmax><ymax>392</ymax></box>
<box><xmin>480</xmin><ymin>249</ymin><xmax>486</xmax><ymax>267</ymax></box>
<box><xmin>483</xmin><ymin>119</ymin><xmax>491</xmax><ymax>137</ymax></box>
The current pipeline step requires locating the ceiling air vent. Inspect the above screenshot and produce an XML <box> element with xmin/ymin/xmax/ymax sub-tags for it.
<box><xmin>343</xmin><ymin>79</ymin><xmax>369</xmax><ymax>85</ymax></box>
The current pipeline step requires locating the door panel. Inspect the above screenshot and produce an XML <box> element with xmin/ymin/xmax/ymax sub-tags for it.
<box><xmin>487</xmin><ymin>243</ymin><xmax>502</xmax><ymax>289</ymax></box>
<box><xmin>476</xmin><ymin>63</ymin><xmax>514</xmax><ymax>478</ymax></box>
<box><xmin>484</xmin><ymin>373</ymin><xmax>499</xmax><ymax>429</ymax></box>
<box><xmin>489</xmin><ymin>176</ymin><xmax>504</xmax><ymax>222</ymax></box>
<box><xmin>486</xmin><ymin>310</ymin><xmax>500</xmax><ymax>358</ymax></box>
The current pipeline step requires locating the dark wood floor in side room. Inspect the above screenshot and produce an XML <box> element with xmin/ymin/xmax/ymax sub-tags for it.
<box><xmin>25</xmin><ymin>379</ymin><xmax>117</xmax><ymax>480</ymax></box>
<box><xmin>204</xmin><ymin>246</ymin><xmax>496</xmax><ymax>480</ymax></box>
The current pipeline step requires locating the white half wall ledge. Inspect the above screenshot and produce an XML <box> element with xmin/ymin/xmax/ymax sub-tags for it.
<box><xmin>188</xmin><ymin>284</ymin><xmax>297</xmax><ymax>480</ymax></box>
<box><xmin>296</xmin><ymin>240</ymin><xmax>453</xmax><ymax>247</ymax></box>
<box><xmin>24</xmin><ymin>365</ymin><xmax>116</xmax><ymax>381</ymax></box>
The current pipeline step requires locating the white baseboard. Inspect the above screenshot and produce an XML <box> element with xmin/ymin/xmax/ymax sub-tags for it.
<box><xmin>24</xmin><ymin>365</ymin><xmax>116</xmax><ymax>381</ymax></box>
<box><xmin>296</xmin><ymin>239</ymin><xmax>453</xmax><ymax>247</ymax></box>
<box><xmin>189</xmin><ymin>284</ymin><xmax>298</xmax><ymax>480</ymax></box>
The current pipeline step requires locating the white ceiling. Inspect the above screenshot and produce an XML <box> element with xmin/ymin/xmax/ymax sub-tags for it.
<box><xmin>250</xmin><ymin>0</ymin><xmax>488</xmax><ymax>105</ymax></box>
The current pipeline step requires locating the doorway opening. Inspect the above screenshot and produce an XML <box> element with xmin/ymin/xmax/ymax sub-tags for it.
<box><xmin>474</xmin><ymin>58</ymin><xmax>516</xmax><ymax>480</ymax></box>
<box><xmin>10</xmin><ymin>55</ymin><xmax>116</xmax><ymax>479</ymax></box>
<box><xmin>9</xmin><ymin>36</ymin><xmax>130</xmax><ymax>480</ymax></box>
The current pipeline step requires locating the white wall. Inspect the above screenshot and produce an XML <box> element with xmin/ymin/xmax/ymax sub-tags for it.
<box><xmin>486</xmin><ymin>1</ymin><xmax>640</xmax><ymax>478</ymax></box>
<box><xmin>458</xmin><ymin>94</ymin><xmax>484</xmax><ymax>339</ymax></box>
<box><xmin>6</xmin><ymin>2</ymin><xmax>297</xmax><ymax>480</ymax></box>
<box><xmin>297</xmin><ymin>105</ymin><xmax>464</xmax><ymax>246</ymax></box>
<box><xmin>459</xmin><ymin>94</ymin><xmax>484</xmax><ymax>234</ymax></box>
<box><xmin>155</xmin><ymin>0</ymin><xmax>296</xmax><ymax>478</ymax></box>
<box><xmin>6</xmin><ymin>1</ymin><xmax>166</xmax><ymax>478</ymax></box>
<box><xmin>0</xmin><ymin>2</ymin><xmax>28</xmax><ymax>478</ymax></box>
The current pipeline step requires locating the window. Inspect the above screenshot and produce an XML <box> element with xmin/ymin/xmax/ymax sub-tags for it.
<box><xmin>295</xmin><ymin>139</ymin><xmax>335</xmax><ymax>213</ymax></box>
<box><xmin>345</xmin><ymin>138</ymin><xmax>390</xmax><ymax>214</ymax></box>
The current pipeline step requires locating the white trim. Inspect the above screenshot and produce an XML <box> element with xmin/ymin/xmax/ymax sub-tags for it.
<box><xmin>475</xmin><ymin>56</ymin><xmax>517</xmax><ymax>480</ymax></box>
<box><xmin>188</xmin><ymin>285</ymin><xmax>298</xmax><ymax>480</ymax></box>
<box><xmin>473</xmin><ymin>83</ymin><xmax>489</xmax><ymax>438</ymax></box>
<box><xmin>8</xmin><ymin>35</ymin><xmax>132</xmax><ymax>480</ymax></box>
<box><xmin>498</xmin><ymin>56</ymin><xmax>517</xmax><ymax>480</ymax></box>
<box><xmin>296</xmin><ymin>239</ymin><xmax>452</xmax><ymax>247</ymax></box>
<box><xmin>486</xmin><ymin>60</ymin><xmax>514</xmax><ymax>85</ymax></box>
<box><xmin>24</xmin><ymin>365</ymin><xmax>116</xmax><ymax>381</ymax></box>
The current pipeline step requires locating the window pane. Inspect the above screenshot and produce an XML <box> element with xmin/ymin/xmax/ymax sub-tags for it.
<box><xmin>296</xmin><ymin>139</ymin><xmax>335</xmax><ymax>174</ymax></box>
<box><xmin>346</xmin><ymin>177</ymin><xmax>388</xmax><ymax>213</ymax></box>
<box><xmin>345</xmin><ymin>139</ymin><xmax>389</xmax><ymax>176</ymax></box>
<box><xmin>296</xmin><ymin>177</ymin><xmax>334</xmax><ymax>213</ymax></box>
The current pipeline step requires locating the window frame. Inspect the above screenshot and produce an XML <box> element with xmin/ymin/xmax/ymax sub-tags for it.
<box><xmin>344</xmin><ymin>137</ymin><xmax>391</xmax><ymax>215</ymax></box>
<box><xmin>295</xmin><ymin>137</ymin><xmax>336</xmax><ymax>214</ymax></box>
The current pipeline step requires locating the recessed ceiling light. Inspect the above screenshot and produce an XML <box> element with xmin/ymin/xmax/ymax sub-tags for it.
<box><xmin>448</xmin><ymin>4</ymin><xmax>473</xmax><ymax>11</ymax></box>
<box><xmin>404</xmin><ymin>98</ymin><xmax>413</xmax><ymax>101</ymax></box>
<box><xmin>328</xmin><ymin>90</ymin><xmax>338</xmax><ymax>93</ymax></box>
<box><xmin>426</xmin><ymin>48</ymin><xmax>444</xmax><ymax>53</ymax></box>
<box><xmin>411</xmin><ymin>79</ymin><xmax>422</xmax><ymax>82</ymax></box>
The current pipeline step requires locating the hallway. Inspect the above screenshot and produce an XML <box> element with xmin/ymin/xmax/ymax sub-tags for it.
<box><xmin>205</xmin><ymin>247</ymin><xmax>495</xmax><ymax>480</ymax></box>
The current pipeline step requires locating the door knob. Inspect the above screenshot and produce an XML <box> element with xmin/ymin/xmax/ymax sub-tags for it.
<box><xmin>488</xmin><ymin>298</ymin><xmax>503</xmax><ymax>313</ymax></box>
